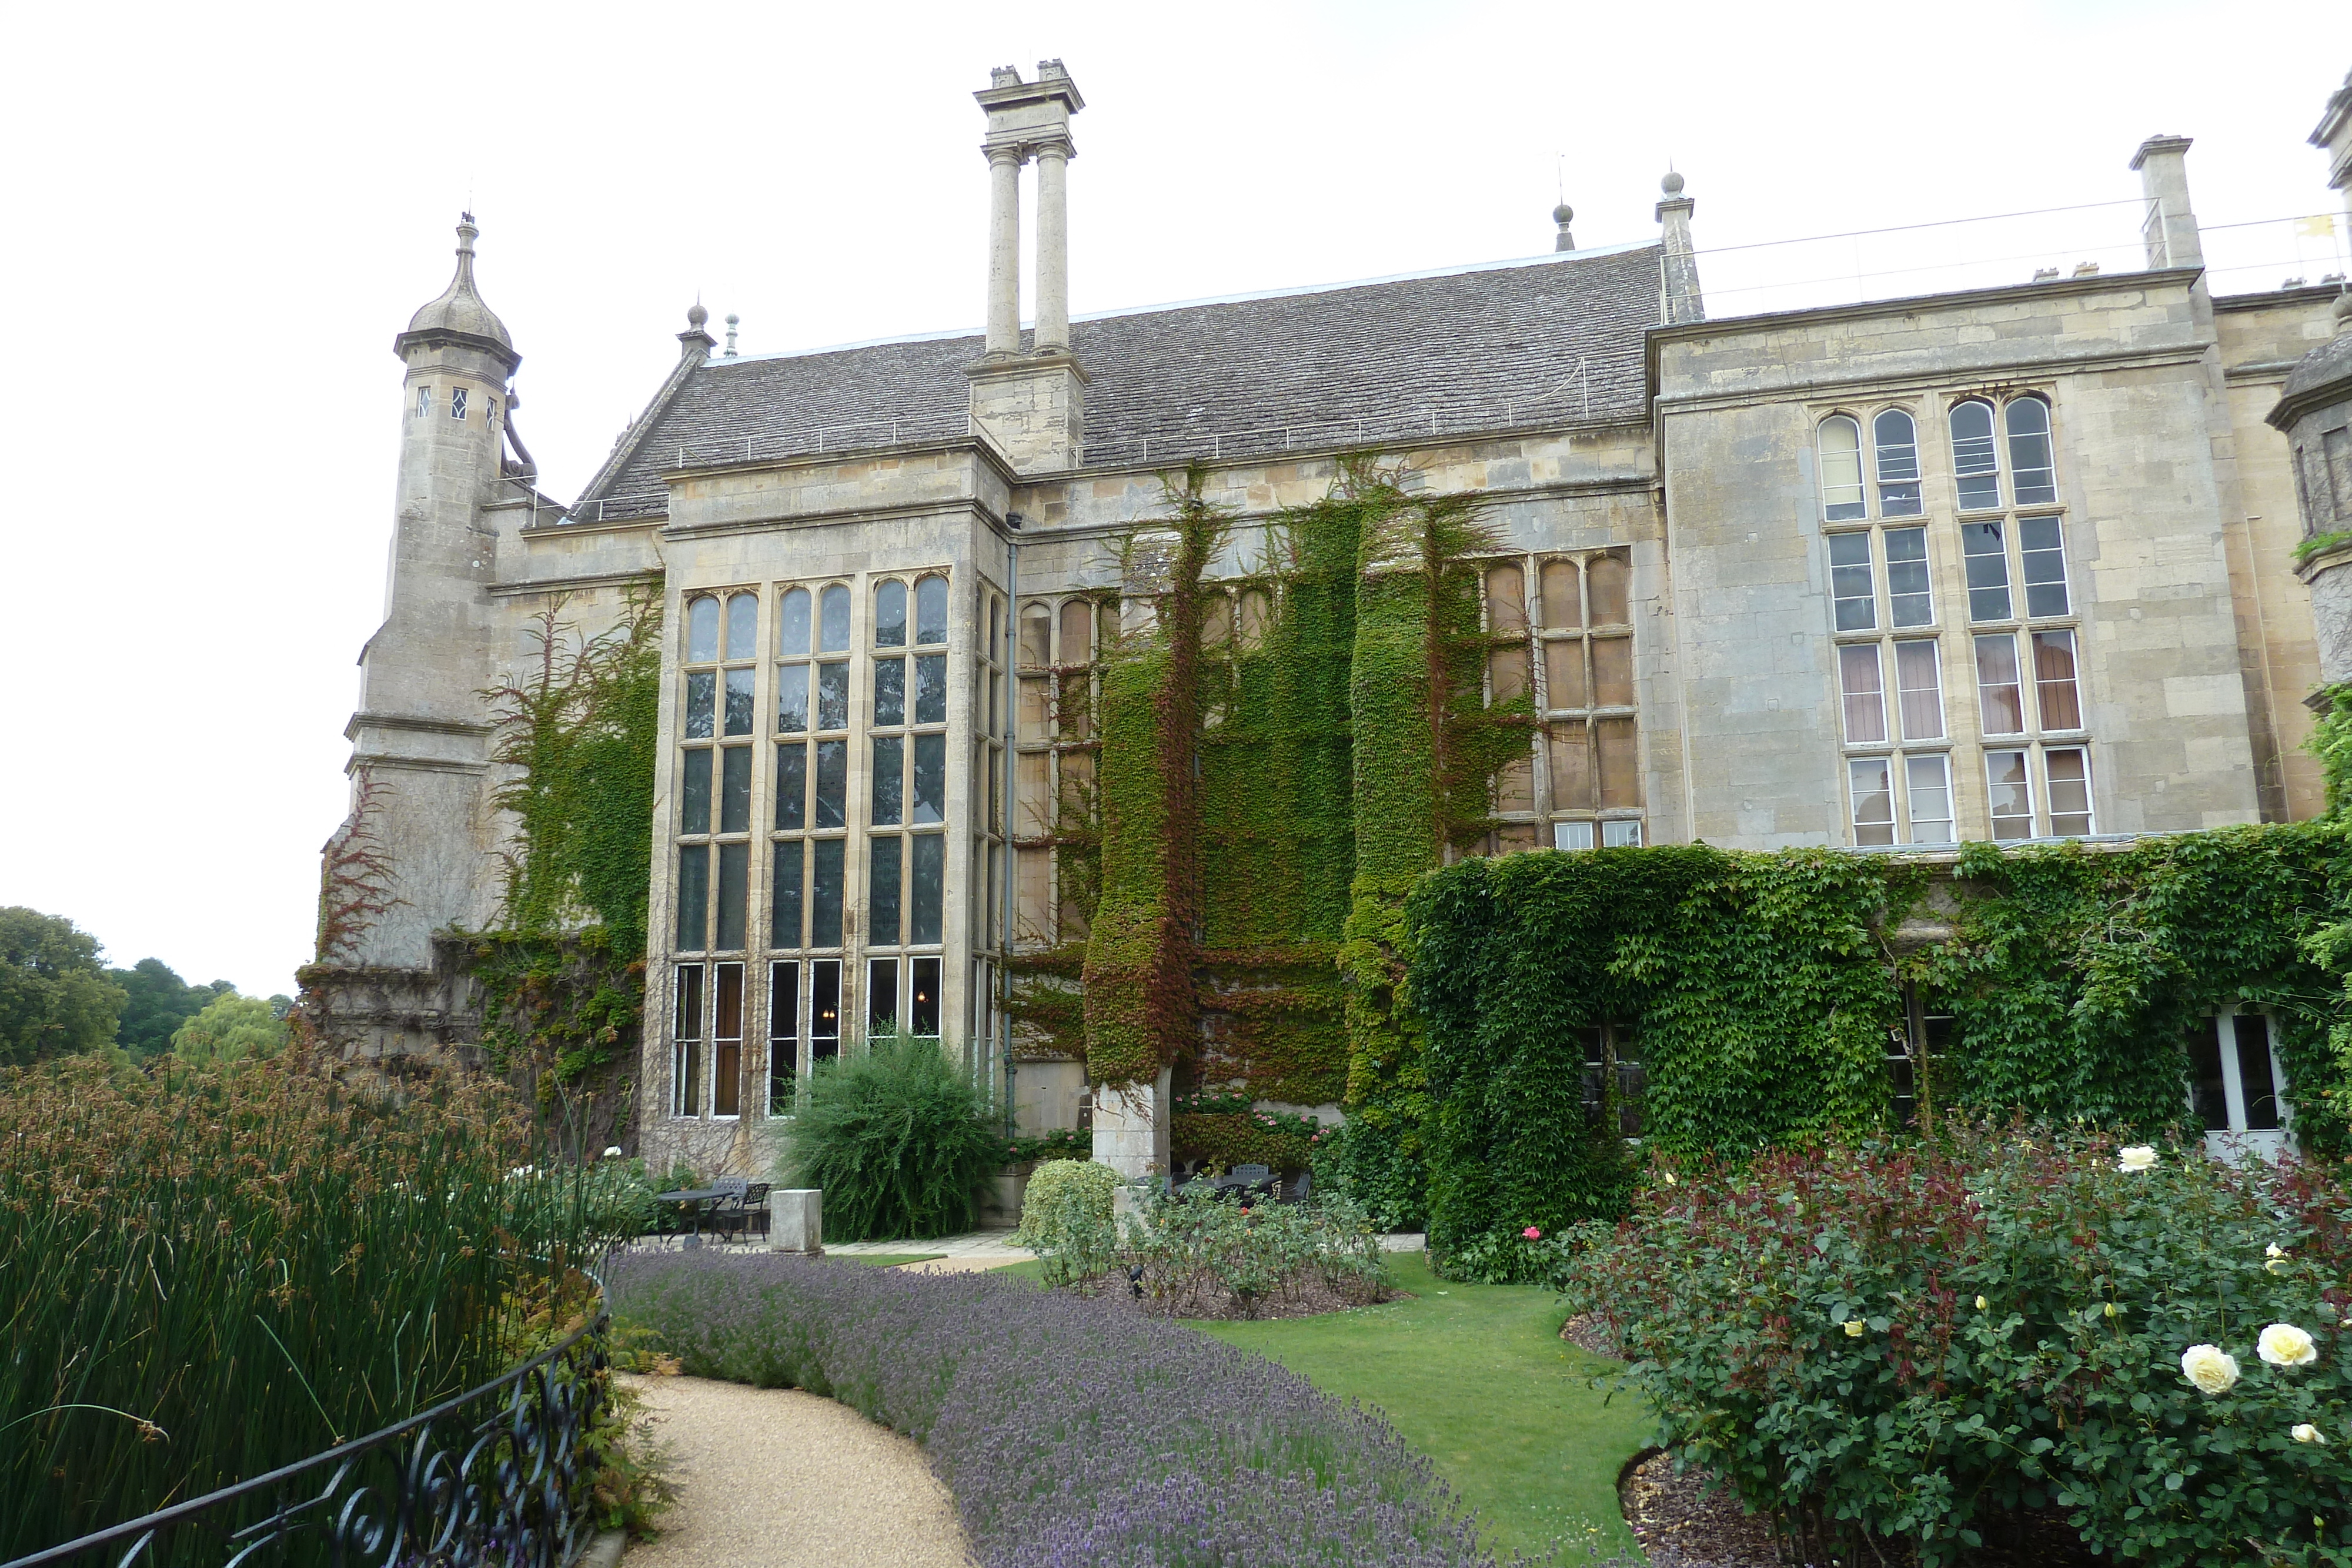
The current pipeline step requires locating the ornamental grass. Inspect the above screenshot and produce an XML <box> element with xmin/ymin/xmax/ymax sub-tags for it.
<box><xmin>1561</xmin><ymin>1123</ymin><xmax>2352</xmax><ymax>1567</ymax></box>
<box><xmin>606</xmin><ymin>1248</ymin><xmax>1505</xmax><ymax>1567</ymax></box>
<box><xmin>0</xmin><ymin>1057</ymin><xmax>607</xmax><ymax>1559</ymax></box>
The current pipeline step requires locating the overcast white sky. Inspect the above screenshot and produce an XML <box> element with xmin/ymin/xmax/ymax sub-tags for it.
<box><xmin>0</xmin><ymin>1</ymin><xmax>2344</xmax><ymax>995</ymax></box>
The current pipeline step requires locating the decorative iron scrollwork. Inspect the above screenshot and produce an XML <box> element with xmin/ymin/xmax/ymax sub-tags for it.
<box><xmin>8</xmin><ymin>1284</ymin><xmax>610</xmax><ymax>1568</ymax></box>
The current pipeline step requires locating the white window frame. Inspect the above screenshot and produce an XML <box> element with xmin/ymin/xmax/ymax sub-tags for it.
<box><xmin>2190</xmin><ymin>1003</ymin><xmax>2295</xmax><ymax>1162</ymax></box>
<box><xmin>1818</xmin><ymin>414</ymin><xmax>1866</xmax><ymax>522</ymax></box>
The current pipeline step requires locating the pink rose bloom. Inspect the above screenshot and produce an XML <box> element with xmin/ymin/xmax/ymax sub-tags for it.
<box><xmin>1522</xmin><ymin>1226</ymin><xmax>1542</xmax><ymax>1241</ymax></box>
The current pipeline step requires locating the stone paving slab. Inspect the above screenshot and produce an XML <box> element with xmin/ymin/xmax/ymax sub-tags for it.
<box><xmin>824</xmin><ymin>1229</ymin><xmax>1033</xmax><ymax>1261</ymax></box>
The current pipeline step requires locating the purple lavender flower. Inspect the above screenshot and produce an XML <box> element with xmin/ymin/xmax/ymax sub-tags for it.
<box><xmin>605</xmin><ymin>1252</ymin><xmax>1506</xmax><ymax>1567</ymax></box>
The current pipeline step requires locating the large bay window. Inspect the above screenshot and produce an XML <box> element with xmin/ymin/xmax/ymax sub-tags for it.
<box><xmin>1819</xmin><ymin>390</ymin><xmax>2092</xmax><ymax>845</ymax></box>
<box><xmin>668</xmin><ymin>565</ymin><xmax>961</xmax><ymax>1124</ymax></box>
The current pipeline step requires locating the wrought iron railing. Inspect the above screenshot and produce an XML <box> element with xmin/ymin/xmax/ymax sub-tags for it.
<box><xmin>4</xmin><ymin>1283</ymin><xmax>612</xmax><ymax>1568</ymax></box>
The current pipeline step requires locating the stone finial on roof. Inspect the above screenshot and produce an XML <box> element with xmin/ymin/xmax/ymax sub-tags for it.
<box><xmin>396</xmin><ymin>212</ymin><xmax>517</xmax><ymax>367</ymax></box>
<box><xmin>1552</xmin><ymin>202</ymin><xmax>1575</xmax><ymax>253</ymax></box>
<box><xmin>991</xmin><ymin>64</ymin><xmax>1023</xmax><ymax>88</ymax></box>
<box><xmin>677</xmin><ymin>299</ymin><xmax>716</xmax><ymax>361</ymax></box>
<box><xmin>724</xmin><ymin>313</ymin><xmax>740</xmax><ymax>358</ymax></box>
<box><xmin>1656</xmin><ymin>170</ymin><xmax>1704</xmax><ymax>325</ymax></box>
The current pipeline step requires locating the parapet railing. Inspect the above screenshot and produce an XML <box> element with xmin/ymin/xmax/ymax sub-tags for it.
<box><xmin>3</xmin><ymin>1281</ymin><xmax>611</xmax><ymax>1568</ymax></box>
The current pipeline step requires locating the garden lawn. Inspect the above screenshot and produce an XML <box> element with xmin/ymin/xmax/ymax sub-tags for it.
<box><xmin>1197</xmin><ymin>1252</ymin><xmax>1649</xmax><ymax>1564</ymax></box>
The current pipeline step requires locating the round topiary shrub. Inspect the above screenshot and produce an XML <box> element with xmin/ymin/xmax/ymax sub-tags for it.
<box><xmin>1014</xmin><ymin>1158</ymin><xmax>1118</xmax><ymax>1287</ymax></box>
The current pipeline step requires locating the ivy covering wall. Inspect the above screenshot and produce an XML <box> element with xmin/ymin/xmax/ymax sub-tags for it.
<box><xmin>1404</xmin><ymin>825</ymin><xmax>2352</xmax><ymax>1268</ymax></box>
<box><xmin>468</xmin><ymin>587</ymin><xmax>663</xmax><ymax>1116</ymax></box>
<box><xmin>1064</xmin><ymin>461</ymin><xmax>1525</xmax><ymax>1186</ymax></box>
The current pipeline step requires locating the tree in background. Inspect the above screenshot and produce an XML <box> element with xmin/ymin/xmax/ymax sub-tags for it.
<box><xmin>0</xmin><ymin>908</ymin><xmax>126</xmax><ymax>1067</ymax></box>
<box><xmin>171</xmin><ymin>994</ymin><xmax>289</xmax><ymax>1066</ymax></box>
<box><xmin>110</xmin><ymin>958</ymin><xmax>235</xmax><ymax>1059</ymax></box>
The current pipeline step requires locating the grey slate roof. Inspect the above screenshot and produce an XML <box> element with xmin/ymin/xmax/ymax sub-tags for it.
<box><xmin>576</xmin><ymin>240</ymin><xmax>1662</xmax><ymax>520</ymax></box>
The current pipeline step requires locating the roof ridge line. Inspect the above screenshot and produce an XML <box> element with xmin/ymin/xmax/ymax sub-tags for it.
<box><xmin>709</xmin><ymin>239</ymin><xmax>1662</xmax><ymax>369</ymax></box>
<box><xmin>572</xmin><ymin>349</ymin><xmax>709</xmax><ymax>509</ymax></box>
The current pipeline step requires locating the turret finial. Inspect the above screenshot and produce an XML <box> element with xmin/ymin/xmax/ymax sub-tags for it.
<box><xmin>723</xmin><ymin>313</ymin><xmax>740</xmax><ymax>357</ymax></box>
<box><xmin>395</xmin><ymin>211</ymin><xmax>515</xmax><ymax>365</ymax></box>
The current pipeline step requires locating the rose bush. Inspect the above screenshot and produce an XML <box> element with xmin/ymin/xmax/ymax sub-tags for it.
<box><xmin>1561</xmin><ymin>1124</ymin><xmax>2352</xmax><ymax>1566</ymax></box>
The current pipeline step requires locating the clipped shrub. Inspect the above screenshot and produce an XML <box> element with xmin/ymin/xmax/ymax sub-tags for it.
<box><xmin>1012</xmin><ymin>1158</ymin><xmax>1118</xmax><ymax>1288</ymax></box>
<box><xmin>1122</xmin><ymin>1186</ymin><xmax>1391</xmax><ymax>1319</ymax></box>
<box><xmin>781</xmin><ymin>1032</ymin><xmax>1000</xmax><ymax>1242</ymax></box>
<box><xmin>1563</xmin><ymin>1125</ymin><xmax>2352</xmax><ymax>1567</ymax></box>
<box><xmin>607</xmin><ymin>1249</ymin><xmax>1494</xmax><ymax>1566</ymax></box>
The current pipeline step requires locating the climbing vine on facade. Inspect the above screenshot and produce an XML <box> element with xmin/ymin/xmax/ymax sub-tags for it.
<box><xmin>1404</xmin><ymin>823</ymin><xmax>2352</xmax><ymax>1276</ymax></box>
<box><xmin>1081</xmin><ymin>470</ymin><xmax>1220</xmax><ymax>1086</ymax></box>
<box><xmin>466</xmin><ymin>586</ymin><xmax>663</xmax><ymax>1094</ymax></box>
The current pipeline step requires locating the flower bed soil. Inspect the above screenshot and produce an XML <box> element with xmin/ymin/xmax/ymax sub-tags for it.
<box><xmin>1559</xmin><ymin>1310</ymin><xmax>1621</xmax><ymax>1358</ymax></box>
<box><xmin>1619</xmin><ymin>1450</ymin><xmax>2106</xmax><ymax>1568</ymax></box>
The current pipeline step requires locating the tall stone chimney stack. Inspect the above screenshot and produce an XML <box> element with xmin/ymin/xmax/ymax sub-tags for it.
<box><xmin>2130</xmin><ymin>135</ymin><xmax>2206</xmax><ymax>273</ymax></box>
<box><xmin>1656</xmin><ymin>172</ymin><xmax>1705</xmax><ymax>325</ymax></box>
<box><xmin>968</xmin><ymin>61</ymin><xmax>1088</xmax><ymax>472</ymax></box>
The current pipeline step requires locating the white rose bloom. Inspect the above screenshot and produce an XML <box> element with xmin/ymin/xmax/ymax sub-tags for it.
<box><xmin>2266</xmin><ymin>1243</ymin><xmax>2287</xmax><ymax>1258</ymax></box>
<box><xmin>2181</xmin><ymin>1343</ymin><xmax>2241</xmax><ymax>1395</ymax></box>
<box><xmin>2291</xmin><ymin>1423</ymin><xmax>2326</xmax><ymax>1445</ymax></box>
<box><xmin>603</xmin><ymin>1145</ymin><xmax>624</xmax><ymax>1158</ymax></box>
<box><xmin>2117</xmin><ymin>1145</ymin><xmax>2157</xmax><ymax>1172</ymax></box>
<box><xmin>2258</xmin><ymin>1323</ymin><xmax>2318</xmax><ymax>1368</ymax></box>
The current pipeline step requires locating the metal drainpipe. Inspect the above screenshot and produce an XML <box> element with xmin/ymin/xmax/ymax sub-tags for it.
<box><xmin>1000</xmin><ymin>514</ymin><xmax>1022</xmax><ymax>1138</ymax></box>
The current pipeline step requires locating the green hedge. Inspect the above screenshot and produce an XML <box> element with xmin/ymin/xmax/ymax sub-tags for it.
<box><xmin>1405</xmin><ymin>825</ymin><xmax>2352</xmax><ymax>1270</ymax></box>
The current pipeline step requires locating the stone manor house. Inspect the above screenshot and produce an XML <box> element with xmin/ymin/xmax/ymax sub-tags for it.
<box><xmin>330</xmin><ymin>63</ymin><xmax>2352</xmax><ymax>1175</ymax></box>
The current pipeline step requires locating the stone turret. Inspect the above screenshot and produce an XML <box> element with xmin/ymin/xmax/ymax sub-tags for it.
<box><xmin>346</xmin><ymin>216</ymin><xmax>520</xmax><ymax>972</ymax></box>
<box><xmin>2277</xmin><ymin>291</ymin><xmax>2352</xmax><ymax>688</ymax></box>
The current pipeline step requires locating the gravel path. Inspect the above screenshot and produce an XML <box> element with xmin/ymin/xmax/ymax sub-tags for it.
<box><xmin>620</xmin><ymin>1374</ymin><xmax>971</xmax><ymax>1567</ymax></box>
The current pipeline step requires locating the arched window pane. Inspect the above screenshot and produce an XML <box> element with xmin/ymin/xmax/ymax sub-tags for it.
<box><xmin>818</xmin><ymin>584</ymin><xmax>851</xmax><ymax>653</ymax></box>
<box><xmin>915</xmin><ymin>575</ymin><xmax>948</xmax><ymax>645</ymax></box>
<box><xmin>1539</xmin><ymin>560</ymin><xmax>1581</xmax><ymax>628</ymax></box>
<box><xmin>874</xmin><ymin>580</ymin><xmax>908</xmax><ymax>647</ymax></box>
<box><xmin>2006</xmin><ymin>397</ymin><xmax>2056</xmax><ymax>506</ymax></box>
<box><xmin>1485</xmin><ymin>564</ymin><xmax>1526</xmax><ymax>633</ymax></box>
<box><xmin>1059</xmin><ymin>599</ymin><xmax>1093</xmax><ymax>664</ymax></box>
<box><xmin>1237</xmin><ymin>589</ymin><xmax>1272</xmax><ymax>651</ymax></box>
<box><xmin>724</xmin><ymin>593</ymin><xmax>758</xmax><ymax>661</ymax></box>
<box><xmin>777</xmin><ymin>587</ymin><xmax>811</xmax><ymax>656</ymax></box>
<box><xmin>1587</xmin><ymin>553</ymin><xmax>1630</xmax><ymax>624</ymax></box>
<box><xmin>1873</xmin><ymin>410</ymin><xmax>1922</xmax><ymax>517</ymax></box>
<box><xmin>1202</xmin><ymin>591</ymin><xmax>1233</xmax><ymax>651</ymax></box>
<box><xmin>687</xmin><ymin>596</ymin><xmax>720</xmax><ymax>663</ymax></box>
<box><xmin>1019</xmin><ymin>603</ymin><xmax>1051</xmax><ymax>667</ymax></box>
<box><xmin>1950</xmin><ymin>400</ymin><xmax>1999</xmax><ymax>511</ymax></box>
<box><xmin>1818</xmin><ymin>416</ymin><xmax>1865</xmax><ymax>521</ymax></box>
